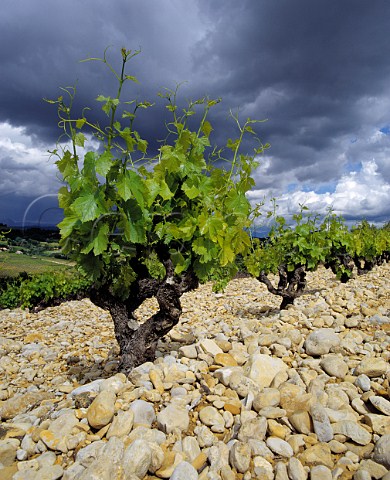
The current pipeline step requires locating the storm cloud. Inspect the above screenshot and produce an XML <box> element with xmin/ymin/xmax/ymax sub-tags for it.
<box><xmin>1</xmin><ymin>0</ymin><xmax>390</xmax><ymax>225</ymax></box>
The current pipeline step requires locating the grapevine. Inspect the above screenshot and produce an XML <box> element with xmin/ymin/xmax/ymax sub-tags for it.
<box><xmin>46</xmin><ymin>48</ymin><xmax>266</xmax><ymax>372</ymax></box>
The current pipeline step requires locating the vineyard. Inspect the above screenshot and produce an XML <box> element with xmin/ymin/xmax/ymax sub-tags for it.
<box><xmin>1</xmin><ymin>48</ymin><xmax>389</xmax><ymax>371</ymax></box>
<box><xmin>0</xmin><ymin>48</ymin><xmax>390</xmax><ymax>480</ymax></box>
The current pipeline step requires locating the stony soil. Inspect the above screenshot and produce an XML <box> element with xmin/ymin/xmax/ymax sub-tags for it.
<box><xmin>0</xmin><ymin>264</ymin><xmax>389</xmax><ymax>480</ymax></box>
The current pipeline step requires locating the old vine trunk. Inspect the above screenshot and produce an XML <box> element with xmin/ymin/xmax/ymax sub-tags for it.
<box><xmin>258</xmin><ymin>265</ymin><xmax>307</xmax><ymax>310</ymax></box>
<box><xmin>89</xmin><ymin>264</ymin><xmax>198</xmax><ymax>373</ymax></box>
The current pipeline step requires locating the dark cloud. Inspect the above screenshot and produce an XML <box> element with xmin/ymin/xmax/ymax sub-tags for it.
<box><xmin>1</xmin><ymin>0</ymin><xmax>390</xmax><ymax>223</ymax></box>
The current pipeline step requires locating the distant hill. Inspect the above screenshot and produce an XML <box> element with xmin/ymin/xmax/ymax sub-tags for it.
<box><xmin>0</xmin><ymin>224</ymin><xmax>60</xmax><ymax>241</ymax></box>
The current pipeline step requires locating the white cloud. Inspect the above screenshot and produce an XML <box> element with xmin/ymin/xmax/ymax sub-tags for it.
<box><xmin>0</xmin><ymin>122</ymin><xmax>100</xmax><ymax>198</ymax></box>
<box><xmin>249</xmin><ymin>159</ymin><xmax>390</xmax><ymax>222</ymax></box>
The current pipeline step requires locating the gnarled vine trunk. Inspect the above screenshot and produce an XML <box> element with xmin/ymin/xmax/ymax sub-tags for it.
<box><xmin>258</xmin><ymin>264</ymin><xmax>306</xmax><ymax>310</ymax></box>
<box><xmin>325</xmin><ymin>253</ymin><xmax>353</xmax><ymax>283</ymax></box>
<box><xmin>353</xmin><ymin>256</ymin><xmax>376</xmax><ymax>275</ymax></box>
<box><xmin>89</xmin><ymin>263</ymin><xmax>198</xmax><ymax>374</ymax></box>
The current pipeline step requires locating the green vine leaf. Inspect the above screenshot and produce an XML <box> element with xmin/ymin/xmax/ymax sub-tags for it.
<box><xmin>71</xmin><ymin>192</ymin><xmax>105</xmax><ymax>222</ymax></box>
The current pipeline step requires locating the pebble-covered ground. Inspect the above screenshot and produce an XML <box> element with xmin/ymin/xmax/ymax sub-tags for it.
<box><xmin>0</xmin><ymin>264</ymin><xmax>389</xmax><ymax>480</ymax></box>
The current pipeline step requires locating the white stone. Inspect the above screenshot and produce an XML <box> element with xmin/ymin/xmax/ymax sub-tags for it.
<box><xmin>199</xmin><ymin>406</ymin><xmax>224</xmax><ymax>428</ymax></box>
<box><xmin>40</xmin><ymin>412</ymin><xmax>79</xmax><ymax>453</ymax></box>
<box><xmin>369</xmin><ymin>395</ymin><xmax>390</xmax><ymax>416</ymax></box>
<box><xmin>354</xmin><ymin>374</ymin><xmax>371</xmax><ymax>392</ymax></box>
<box><xmin>320</xmin><ymin>355</ymin><xmax>348</xmax><ymax>379</ymax></box>
<box><xmin>310</xmin><ymin>403</ymin><xmax>333</xmax><ymax>442</ymax></box>
<box><xmin>253</xmin><ymin>456</ymin><xmax>274</xmax><ymax>480</ymax></box>
<box><xmin>275</xmin><ymin>461</ymin><xmax>289</xmax><ymax>480</ymax></box>
<box><xmin>157</xmin><ymin>404</ymin><xmax>189</xmax><ymax>433</ymax></box>
<box><xmin>243</xmin><ymin>354</ymin><xmax>288</xmax><ymax>389</ymax></box>
<box><xmin>69</xmin><ymin>379</ymin><xmax>104</xmax><ymax>397</ymax></box>
<box><xmin>194</xmin><ymin>425</ymin><xmax>215</xmax><ymax>448</ymax></box>
<box><xmin>304</xmin><ymin>329</ymin><xmax>340</xmax><ymax>356</ymax></box>
<box><xmin>170</xmin><ymin>461</ymin><xmax>199</xmax><ymax>480</ymax></box>
<box><xmin>332</xmin><ymin>420</ymin><xmax>372</xmax><ymax>445</ymax></box>
<box><xmin>373</xmin><ymin>434</ymin><xmax>390</xmax><ymax>469</ymax></box>
<box><xmin>287</xmin><ymin>457</ymin><xmax>308</xmax><ymax>480</ymax></box>
<box><xmin>199</xmin><ymin>339</ymin><xmax>223</xmax><ymax>356</ymax></box>
<box><xmin>106</xmin><ymin>409</ymin><xmax>134</xmax><ymax>438</ymax></box>
<box><xmin>179</xmin><ymin>344</ymin><xmax>198</xmax><ymax>359</ymax></box>
<box><xmin>76</xmin><ymin>441</ymin><xmax>106</xmax><ymax>467</ymax></box>
<box><xmin>208</xmin><ymin>442</ymin><xmax>229</xmax><ymax>473</ymax></box>
<box><xmin>214</xmin><ymin>366</ymin><xmax>243</xmax><ymax>386</ymax></box>
<box><xmin>122</xmin><ymin>439</ymin><xmax>152</xmax><ymax>479</ymax></box>
<box><xmin>238</xmin><ymin>416</ymin><xmax>267</xmax><ymax>442</ymax></box>
<box><xmin>182</xmin><ymin>436</ymin><xmax>201</xmax><ymax>463</ymax></box>
<box><xmin>99</xmin><ymin>376</ymin><xmax>124</xmax><ymax>394</ymax></box>
<box><xmin>229</xmin><ymin>441</ymin><xmax>251</xmax><ymax>474</ymax></box>
<box><xmin>310</xmin><ymin>465</ymin><xmax>332</xmax><ymax>480</ymax></box>
<box><xmin>128</xmin><ymin>399</ymin><xmax>156</xmax><ymax>427</ymax></box>
<box><xmin>266</xmin><ymin>437</ymin><xmax>294</xmax><ymax>458</ymax></box>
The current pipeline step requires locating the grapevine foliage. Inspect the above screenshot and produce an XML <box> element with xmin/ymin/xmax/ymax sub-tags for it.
<box><xmin>47</xmin><ymin>48</ymin><xmax>266</xmax><ymax>298</ymax></box>
<box><xmin>0</xmin><ymin>271</ymin><xmax>91</xmax><ymax>310</ymax></box>
<box><xmin>46</xmin><ymin>48</ymin><xmax>268</xmax><ymax>371</ymax></box>
<box><xmin>245</xmin><ymin>207</ymin><xmax>390</xmax><ymax>309</ymax></box>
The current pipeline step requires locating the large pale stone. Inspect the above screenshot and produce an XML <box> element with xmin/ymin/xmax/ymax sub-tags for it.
<box><xmin>310</xmin><ymin>465</ymin><xmax>332</xmax><ymax>480</ymax></box>
<box><xmin>76</xmin><ymin>437</ymin><xmax>125</xmax><ymax>480</ymax></box>
<box><xmin>199</xmin><ymin>406</ymin><xmax>224</xmax><ymax>428</ymax></box>
<box><xmin>369</xmin><ymin>395</ymin><xmax>390</xmax><ymax>416</ymax></box>
<box><xmin>229</xmin><ymin>441</ymin><xmax>251</xmax><ymax>474</ymax></box>
<box><xmin>123</xmin><ymin>439</ymin><xmax>152</xmax><ymax>479</ymax></box>
<box><xmin>310</xmin><ymin>403</ymin><xmax>333</xmax><ymax>442</ymax></box>
<box><xmin>214</xmin><ymin>366</ymin><xmax>243</xmax><ymax>386</ymax></box>
<box><xmin>253</xmin><ymin>388</ymin><xmax>280</xmax><ymax>412</ymax></box>
<box><xmin>354</xmin><ymin>357</ymin><xmax>389</xmax><ymax>377</ymax></box>
<box><xmin>208</xmin><ymin>442</ymin><xmax>230</xmax><ymax>473</ymax></box>
<box><xmin>128</xmin><ymin>399</ymin><xmax>156</xmax><ymax>427</ymax></box>
<box><xmin>0</xmin><ymin>392</ymin><xmax>54</xmax><ymax>420</ymax></box>
<box><xmin>253</xmin><ymin>457</ymin><xmax>274</xmax><ymax>480</ymax></box>
<box><xmin>157</xmin><ymin>404</ymin><xmax>189</xmax><ymax>433</ymax></box>
<box><xmin>170</xmin><ymin>461</ymin><xmax>198</xmax><ymax>480</ymax></box>
<box><xmin>76</xmin><ymin>441</ymin><xmax>106</xmax><ymax>467</ymax></box>
<box><xmin>373</xmin><ymin>434</ymin><xmax>390</xmax><ymax>469</ymax></box>
<box><xmin>182</xmin><ymin>436</ymin><xmax>201</xmax><ymax>463</ymax></box>
<box><xmin>199</xmin><ymin>339</ymin><xmax>223</xmax><ymax>356</ymax></box>
<box><xmin>304</xmin><ymin>329</ymin><xmax>340</xmax><ymax>356</ymax></box>
<box><xmin>194</xmin><ymin>425</ymin><xmax>215</xmax><ymax>448</ymax></box>
<box><xmin>0</xmin><ymin>438</ymin><xmax>19</xmax><ymax>466</ymax></box>
<box><xmin>363</xmin><ymin>413</ymin><xmax>390</xmax><ymax>435</ymax></box>
<box><xmin>237</xmin><ymin>416</ymin><xmax>267</xmax><ymax>442</ymax></box>
<box><xmin>243</xmin><ymin>354</ymin><xmax>288</xmax><ymax>389</ymax></box>
<box><xmin>99</xmin><ymin>376</ymin><xmax>124</xmax><ymax>394</ymax></box>
<box><xmin>332</xmin><ymin>420</ymin><xmax>372</xmax><ymax>445</ymax></box>
<box><xmin>87</xmin><ymin>390</ymin><xmax>116</xmax><ymax>429</ymax></box>
<box><xmin>127</xmin><ymin>426</ymin><xmax>166</xmax><ymax>445</ymax></box>
<box><xmin>266</xmin><ymin>437</ymin><xmax>294</xmax><ymax>458</ymax></box>
<box><xmin>298</xmin><ymin>443</ymin><xmax>333</xmax><ymax>469</ymax></box>
<box><xmin>288</xmin><ymin>457</ymin><xmax>308</xmax><ymax>480</ymax></box>
<box><xmin>106</xmin><ymin>409</ymin><xmax>134</xmax><ymax>439</ymax></box>
<box><xmin>40</xmin><ymin>412</ymin><xmax>79</xmax><ymax>453</ymax></box>
<box><xmin>319</xmin><ymin>355</ymin><xmax>348</xmax><ymax>379</ymax></box>
<box><xmin>70</xmin><ymin>379</ymin><xmax>104</xmax><ymax>397</ymax></box>
<box><xmin>359</xmin><ymin>459</ymin><xmax>388</xmax><ymax>479</ymax></box>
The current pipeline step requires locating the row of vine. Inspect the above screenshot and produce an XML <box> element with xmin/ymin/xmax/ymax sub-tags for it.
<box><xmin>1</xmin><ymin>48</ymin><xmax>389</xmax><ymax>372</ymax></box>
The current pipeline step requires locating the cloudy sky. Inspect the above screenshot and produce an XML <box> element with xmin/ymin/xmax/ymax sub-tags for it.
<box><xmin>1</xmin><ymin>0</ymin><xmax>390</xmax><ymax>228</ymax></box>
